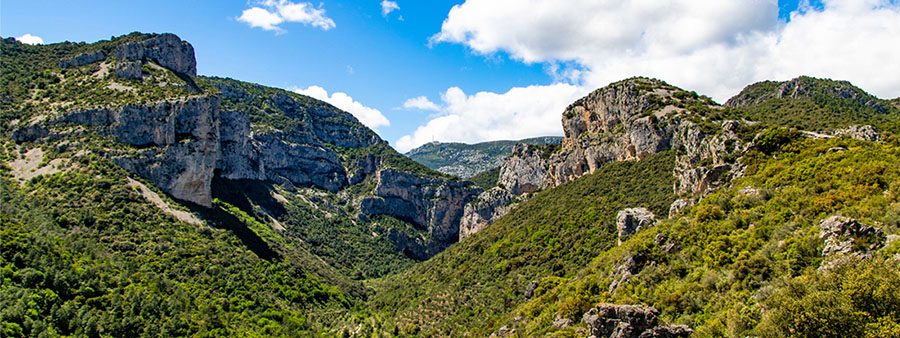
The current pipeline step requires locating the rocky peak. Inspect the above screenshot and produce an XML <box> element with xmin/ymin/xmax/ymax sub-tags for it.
<box><xmin>114</xmin><ymin>33</ymin><xmax>197</xmax><ymax>76</ymax></box>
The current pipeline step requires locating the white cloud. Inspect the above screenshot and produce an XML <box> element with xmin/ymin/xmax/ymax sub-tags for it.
<box><xmin>397</xmin><ymin>0</ymin><xmax>900</xmax><ymax>152</ymax></box>
<box><xmin>402</xmin><ymin>96</ymin><xmax>441</xmax><ymax>111</ymax></box>
<box><xmin>394</xmin><ymin>84</ymin><xmax>584</xmax><ymax>152</ymax></box>
<box><xmin>15</xmin><ymin>34</ymin><xmax>44</xmax><ymax>45</ymax></box>
<box><xmin>237</xmin><ymin>0</ymin><xmax>335</xmax><ymax>33</ymax></box>
<box><xmin>381</xmin><ymin>0</ymin><xmax>400</xmax><ymax>17</ymax></box>
<box><xmin>430</xmin><ymin>0</ymin><xmax>900</xmax><ymax>102</ymax></box>
<box><xmin>293</xmin><ymin>85</ymin><xmax>390</xmax><ymax>130</ymax></box>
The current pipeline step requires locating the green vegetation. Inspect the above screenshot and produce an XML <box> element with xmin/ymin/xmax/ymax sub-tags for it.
<box><xmin>405</xmin><ymin>137</ymin><xmax>562</xmax><ymax>178</ymax></box>
<box><xmin>367</xmin><ymin>152</ymin><xmax>677</xmax><ymax>336</ymax></box>
<box><xmin>469</xmin><ymin>166</ymin><xmax>501</xmax><ymax>189</ymax></box>
<box><xmin>474</xmin><ymin>136</ymin><xmax>900</xmax><ymax>337</ymax></box>
<box><xmin>729</xmin><ymin>76</ymin><xmax>900</xmax><ymax>131</ymax></box>
<box><xmin>0</xmin><ymin>155</ymin><xmax>352</xmax><ymax>337</ymax></box>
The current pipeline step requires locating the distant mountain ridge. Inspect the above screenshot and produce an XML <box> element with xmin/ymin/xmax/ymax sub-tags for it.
<box><xmin>405</xmin><ymin>136</ymin><xmax>563</xmax><ymax>178</ymax></box>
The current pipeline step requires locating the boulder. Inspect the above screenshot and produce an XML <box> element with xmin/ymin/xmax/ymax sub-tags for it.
<box><xmin>617</xmin><ymin>208</ymin><xmax>656</xmax><ymax>245</ymax></box>
<box><xmin>668</xmin><ymin>199</ymin><xmax>693</xmax><ymax>218</ymax></box>
<box><xmin>583</xmin><ymin>304</ymin><xmax>691</xmax><ymax>338</ymax></box>
<box><xmin>819</xmin><ymin>216</ymin><xmax>885</xmax><ymax>258</ymax></box>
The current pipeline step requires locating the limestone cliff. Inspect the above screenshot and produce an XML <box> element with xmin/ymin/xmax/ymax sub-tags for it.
<box><xmin>360</xmin><ymin>169</ymin><xmax>482</xmax><ymax>247</ymax></box>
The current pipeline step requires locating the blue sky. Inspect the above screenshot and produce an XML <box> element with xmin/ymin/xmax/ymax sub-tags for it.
<box><xmin>3</xmin><ymin>0</ymin><xmax>898</xmax><ymax>152</ymax></box>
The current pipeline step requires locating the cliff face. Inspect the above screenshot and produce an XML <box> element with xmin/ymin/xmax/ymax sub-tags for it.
<box><xmin>361</xmin><ymin>169</ymin><xmax>482</xmax><ymax>246</ymax></box>
<box><xmin>459</xmin><ymin>78</ymin><xmax>749</xmax><ymax>238</ymax></box>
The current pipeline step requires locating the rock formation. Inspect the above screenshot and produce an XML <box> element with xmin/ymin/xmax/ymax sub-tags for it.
<box><xmin>498</xmin><ymin>143</ymin><xmax>550</xmax><ymax>195</ymax></box>
<box><xmin>59</xmin><ymin>51</ymin><xmax>107</xmax><ymax>69</ymax></box>
<box><xmin>360</xmin><ymin>169</ymin><xmax>482</xmax><ymax>246</ymax></box>
<box><xmin>616</xmin><ymin>208</ymin><xmax>656</xmax><ymax>245</ymax></box>
<box><xmin>608</xmin><ymin>253</ymin><xmax>649</xmax><ymax>293</ymax></box>
<box><xmin>583</xmin><ymin>304</ymin><xmax>692</xmax><ymax>338</ymax></box>
<box><xmin>114</xmin><ymin>33</ymin><xmax>197</xmax><ymax>76</ymax></box>
<box><xmin>459</xmin><ymin>187</ymin><xmax>519</xmax><ymax>240</ymax></box>
<box><xmin>819</xmin><ymin>216</ymin><xmax>885</xmax><ymax>259</ymax></box>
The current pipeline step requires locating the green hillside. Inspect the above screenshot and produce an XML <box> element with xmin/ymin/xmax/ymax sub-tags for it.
<box><xmin>725</xmin><ymin>76</ymin><xmax>900</xmax><ymax>131</ymax></box>
<box><xmin>406</xmin><ymin>136</ymin><xmax>562</xmax><ymax>178</ymax></box>
<box><xmin>366</xmin><ymin>151</ymin><xmax>678</xmax><ymax>336</ymax></box>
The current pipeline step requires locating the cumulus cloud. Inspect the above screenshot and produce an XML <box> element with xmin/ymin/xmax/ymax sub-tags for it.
<box><xmin>293</xmin><ymin>85</ymin><xmax>390</xmax><ymax>130</ymax></box>
<box><xmin>238</xmin><ymin>0</ymin><xmax>335</xmax><ymax>33</ymax></box>
<box><xmin>430</xmin><ymin>0</ymin><xmax>900</xmax><ymax>101</ymax></box>
<box><xmin>15</xmin><ymin>34</ymin><xmax>44</xmax><ymax>45</ymax></box>
<box><xmin>381</xmin><ymin>0</ymin><xmax>400</xmax><ymax>17</ymax></box>
<box><xmin>396</xmin><ymin>0</ymin><xmax>900</xmax><ymax>151</ymax></box>
<box><xmin>402</xmin><ymin>96</ymin><xmax>441</xmax><ymax>111</ymax></box>
<box><xmin>394</xmin><ymin>84</ymin><xmax>584</xmax><ymax>152</ymax></box>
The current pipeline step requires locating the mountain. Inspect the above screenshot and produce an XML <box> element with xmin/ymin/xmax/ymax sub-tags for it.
<box><xmin>0</xmin><ymin>32</ymin><xmax>483</xmax><ymax>335</ymax></box>
<box><xmin>406</xmin><ymin>136</ymin><xmax>562</xmax><ymax>178</ymax></box>
<box><xmin>363</xmin><ymin>77</ymin><xmax>900</xmax><ymax>337</ymax></box>
<box><xmin>3</xmin><ymin>31</ymin><xmax>900</xmax><ymax>338</ymax></box>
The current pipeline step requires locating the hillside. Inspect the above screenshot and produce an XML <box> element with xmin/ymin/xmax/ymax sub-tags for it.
<box><xmin>4</xmin><ymin>32</ymin><xmax>900</xmax><ymax>338</ymax></box>
<box><xmin>0</xmin><ymin>33</ymin><xmax>480</xmax><ymax>336</ymax></box>
<box><xmin>360</xmin><ymin>78</ymin><xmax>900</xmax><ymax>337</ymax></box>
<box><xmin>406</xmin><ymin>136</ymin><xmax>562</xmax><ymax>178</ymax></box>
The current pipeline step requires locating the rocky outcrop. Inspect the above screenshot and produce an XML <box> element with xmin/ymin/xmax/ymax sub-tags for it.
<box><xmin>361</xmin><ymin>169</ymin><xmax>482</xmax><ymax>245</ymax></box>
<box><xmin>57</xmin><ymin>97</ymin><xmax>220</xmax><ymax>206</ymax></box>
<box><xmin>831</xmin><ymin>125</ymin><xmax>880</xmax><ymax>142</ymax></box>
<box><xmin>609</xmin><ymin>253</ymin><xmax>649</xmax><ymax>293</ymax></box>
<box><xmin>59</xmin><ymin>51</ymin><xmax>106</xmax><ymax>69</ymax></box>
<box><xmin>668</xmin><ymin>199</ymin><xmax>693</xmax><ymax>218</ymax></box>
<box><xmin>819</xmin><ymin>216</ymin><xmax>885</xmax><ymax>259</ymax></box>
<box><xmin>115</xmin><ymin>61</ymin><xmax>143</xmax><ymax>79</ymax></box>
<box><xmin>12</xmin><ymin>124</ymin><xmax>49</xmax><ymax>143</ymax></box>
<box><xmin>114</xmin><ymin>33</ymin><xmax>196</xmax><ymax>76</ymax></box>
<box><xmin>459</xmin><ymin>187</ymin><xmax>519</xmax><ymax>239</ymax></box>
<box><xmin>583</xmin><ymin>304</ymin><xmax>691</xmax><ymax>338</ymax></box>
<box><xmin>616</xmin><ymin>208</ymin><xmax>656</xmax><ymax>245</ymax></box>
<box><xmin>545</xmin><ymin>78</ymin><xmax>746</xmax><ymax>197</ymax></box>
<box><xmin>498</xmin><ymin>143</ymin><xmax>550</xmax><ymax>195</ymax></box>
<box><xmin>672</xmin><ymin>120</ymin><xmax>746</xmax><ymax>196</ymax></box>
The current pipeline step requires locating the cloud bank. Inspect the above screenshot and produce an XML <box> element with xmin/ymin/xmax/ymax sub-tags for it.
<box><xmin>15</xmin><ymin>34</ymin><xmax>44</xmax><ymax>45</ymax></box>
<box><xmin>397</xmin><ymin>0</ymin><xmax>900</xmax><ymax>151</ymax></box>
<box><xmin>293</xmin><ymin>85</ymin><xmax>390</xmax><ymax>131</ymax></box>
<box><xmin>238</xmin><ymin>0</ymin><xmax>335</xmax><ymax>33</ymax></box>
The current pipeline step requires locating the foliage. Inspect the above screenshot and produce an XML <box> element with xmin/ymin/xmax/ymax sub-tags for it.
<box><xmin>0</xmin><ymin>156</ymin><xmax>352</xmax><ymax>337</ymax></box>
<box><xmin>405</xmin><ymin>137</ymin><xmax>562</xmax><ymax>178</ymax></box>
<box><xmin>367</xmin><ymin>152</ymin><xmax>677</xmax><ymax>336</ymax></box>
<box><xmin>469</xmin><ymin>166</ymin><xmax>500</xmax><ymax>189</ymax></box>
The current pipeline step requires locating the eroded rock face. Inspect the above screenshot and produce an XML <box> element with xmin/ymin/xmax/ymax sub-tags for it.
<box><xmin>832</xmin><ymin>125</ymin><xmax>881</xmax><ymax>142</ymax></box>
<box><xmin>459</xmin><ymin>187</ymin><xmax>519</xmax><ymax>240</ymax></box>
<box><xmin>57</xmin><ymin>96</ymin><xmax>221</xmax><ymax>206</ymax></box>
<box><xmin>115</xmin><ymin>33</ymin><xmax>197</xmax><ymax>76</ymax></box>
<box><xmin>668</xmin><ymin>199</ymin><xmax>693</xmax><ymax>218</ymax></box>
<box><xmin>59</xmin><ymin>51</ymin><xmax>106</xmax><ymax>69</ymax></box>
<box><xmin>616</xmin><ymin>208</ymin><xmax>656</xmax><ymax>245</ymax></box>
<box><xmin>115</xmin><ymin>61</ymin><xmax>143</xmax><ymax>80</ymax></box>
<box><xmin>820</xmin><ymin>216</ymin><xmax>885</xmax><ymax>259</ymax></box>
<box><xmin>361</xmin><ymin>169</ymin><xmax>482</xmax><ymax>245</ymax></box>
<box><xmin>583</xmin><ymin>304</ymin><xmax>691</xmax><ymax>338</ymax></box>
<box><xmin>498</xmin><ymin>143</ymin><xmax>549</xmax><ymax>195</ymax></box>
<box><xmin>545</xmin><ymin>78</ymin><xmax>746</xmax><ymax>196</ymax></box>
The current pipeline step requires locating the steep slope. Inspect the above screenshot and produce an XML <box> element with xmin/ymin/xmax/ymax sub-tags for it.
<box><xmin>491</xmin><ymin>135</ymin><xmax>900</xmax><ymax>337</ymax></box>
<box><xmin>406</xmin><ymin>136</ymin><xmax>562</xmax><ymax>178</ymax></box>
<box><xmin>364</xmin><ymin>77</ymin><xmax>900</xmax><ymax>337</ymax></box>
<box><xmin>725</xmin><ymin>76</ymin><xmax>899</xmax><ymax>131</ymax></box>
<box><xmin>0</xmin><ymin>32</ymin><xmax>478</xmax><ymax>336</ymax></box>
